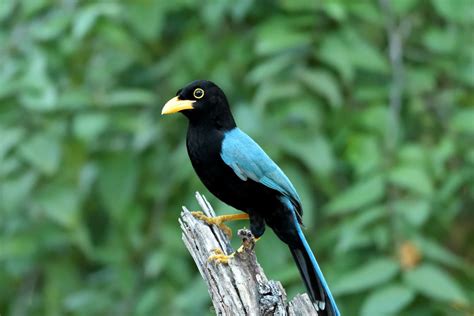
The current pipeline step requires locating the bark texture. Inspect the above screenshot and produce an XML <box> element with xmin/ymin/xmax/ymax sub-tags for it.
<box><xmin>179</xmin><ymin>192</ymin><xmax>318</xmax><ymax>316</ymax></box>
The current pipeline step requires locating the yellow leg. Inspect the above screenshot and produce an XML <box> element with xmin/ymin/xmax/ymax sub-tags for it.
<box><xmin>191</xmin><ymin>212</ymin><xmax>249</xmax><ymax>238</ymax></box>
<box><xmin>208</xmin><ymin>238</ymin><xmax>260</xmax><ymax>265</ymax></box>
<box><xmin>208</xmin><ymin>249</ymin><xmax>235</xmax><ymax>264</ymax></box>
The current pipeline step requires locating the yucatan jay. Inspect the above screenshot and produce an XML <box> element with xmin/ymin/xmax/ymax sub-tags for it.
<box><xmin>162</xmin><ymin>80</ymin><xmax>340</xmax><ymax>316</ymax></box>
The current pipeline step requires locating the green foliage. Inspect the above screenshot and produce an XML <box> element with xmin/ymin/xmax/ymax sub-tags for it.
<box><xmin>404</xmin><ymin>264</ymin><xmax>468</xmax><ymax>305</ymax></box>
<box><xmin>1</xmin><ymin>0</ymin><xmax>473</xmax><ymax>315</ymax></box>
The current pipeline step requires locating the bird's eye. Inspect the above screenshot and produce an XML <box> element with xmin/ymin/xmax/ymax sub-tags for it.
<box><xmin>193</xmin><ymin>88</ymin><xmax>205</xmax><ymax>99</ymax></box>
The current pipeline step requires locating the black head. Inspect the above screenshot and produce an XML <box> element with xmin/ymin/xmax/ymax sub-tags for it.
<box><xmin>162</xmin><ymin>80</ymin><xmax>236</xmax><ymax>130</ymax></box>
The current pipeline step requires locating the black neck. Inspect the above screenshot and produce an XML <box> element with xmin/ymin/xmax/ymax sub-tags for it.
<box><xmin>185</xmin><ymin>105</ymin><xmax>237</xmax><ymax>132</ymax></box>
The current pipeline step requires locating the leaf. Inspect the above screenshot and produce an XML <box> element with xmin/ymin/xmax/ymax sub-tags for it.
<box><xmin>432</xmin><ymin>0</ymin><xmax>474</xmax><ymax>23</ymax></box>
<box><xmin>414</xmin><ymin>237</ymin><xmax>467</xmax><ymax>271</ymax></box>
<box><xmin>346</xmin><ymin>134</ymin><xmax>381</xmax><ymax>176</ymax></box>
<box><xmin>361</xmin><ymin>284</ymin><xmax>415</xmax><ymax>316</ymax></box>
<box><xmin>332</xmin><ymin>258</ymin><xmax>399</xmax><ymax>295</ymax></box>
<box><xmin>20</xmin><ymin>85</ymin><xmax>58</xmax><ymax>111</ymax></box>
<box><xmin>398</xmin><ymin>144</ymin><xmax>426</xmax><ymax>166</ymax></box>
<box><xmin>280</xmin><ymin>0</ymin><xmax>318</xmax><ymax>11</ymax></box>
<box><xmin>336</xmin><ymin>206</ymin><xmax>385</xmax><ymax>252</ymax></box>
<box><xmin>144</xmin><ymin>252</ymin><xmax>166</xmax><ymax>278</ymax></box>
<box><xmin>423</xmin><ymin>28</ymin><xmax>458</xmax><ymax>54</ymax></box>
<box><xmin>0</xmin><ymin>156</ymin><xmax>22</xmax><ymax>178</ymax></box>
<box><xmin>391</xmin><ymin>0</ymin><xmax>418</xmax><ymax>14</ymax></box>
<box><xmin>19</xmin><ymin>55</ymin><xmax>58</xmax><ymax>111</ymax></box>
<box><xmin>255</xmin><ymin>18</ymin><xmax>311</xmax><ymax>55</ymax></box>
<box><xmin>19</xmin><ymin>133</ymin><xmax>62</xmax><ymax>175</ymax></box>
<box><xmin>201</xmin><ymin>1</ymin><xmax>227</xmax><ymax>30</ymax></box>
<box><xmin>173</xmin><ymin>276</ymin><xmax>212</xmax><ymax>313</ymax></box>
<box><xmin>136</xmin><ymin>286</ymin><xmax>160</xmax><ymax>316</ymax></box>
<box><xmin>104</xmin><ymin>89</ymin><xmax>156</xmax><ymax>106</ymax></box>
<box><xmin>252</xmin><ymin>81</ymin><xmax>301</xmax><ymax>107</ymax></box>
<box><xmin>451</xmin><ymin>108</ymin><xmax>474</xmax><ymax>134</ymax></box>
<box><xmin>73</xmin><ymin>113</ymin><xmax>109</xmax><ymax>143</ymax></box>
<box><xmin>344</xmin><ymin>29</ymin><xmax>389</xmax><ymax>73</ymax></box>
<box><xmin>0</xmin><ymin>127</ymin><xmax>23</xmax><ymax>160</ymax></box>
<box><xmin>439</xmin><ymin>175</ymin><xmax>467</xmax><ymax>210</ymax></box>
<box><xmin>388</xmin><ymin>166</ymin><xmax>433</xmax><ymax>196</ymax></box>
<box><xmin>0</xmin><ymin>0</ymin><xmax>15</xmax><ymax>21</ymax></box>
<box><xmin>31</xmin><ymin>11</ymin><xmax>70</xmax><ymax>41</ymax></box>
<box><xmin>98</xmin><ymin>153</ymin><xmax>138</xmax><ymax>215</ymax></box>
<box><xmin>350</xmin><ymin>2</ymin><xmax>383</xmax><ymax>25</ymax></box>
<box><xmin>247</xmin><ymin>55</ymin><xmax>293</xmax><ymax>84</ymax></box>
<box><xmin>73</xmin><ymin>3</ymin><xmax>120</xmax><ymax>38</ymax></box>
<box><xmin>0</xmin><ymin>172</ymin><xmax>37</xmax><ymax>212</ymax></box>
<box><xmin>406</xmin><ymin>68</ymin><xmax>436</xmax><ymax>94</ymax></box>
<box><xmin>358</xmin><ymin>105</ymin><xmax>390</xmax><ymax>136</ymax></box>
<box><xmin>126</xmin><ymin>1</ymin><xmax>164</xmax><ymax>40</ymax></box>
<box><xmin>336</xmin><ymin>230</ymin><xmax>372</xmax><ymax>253</ymax></box>
<box><xmin>393</xmin><ymin>199</ymin><xmax>430</xmax><ymax>227</ymax></box>
<box><xmin>282</xmin><ymin>135</ymin><xmax>335</xmax><ymax>176</ymax></box>
<box><xmin>404</xmin><ymin>263</ymin><xmax>468</xmax><ymax>305</ymax></box>
<box><xmin>457</xmin><ymin>57</ymin><xmax>474</xmax><ymax>86</ymax></box>
<box><xmin>431</xmin><ymin>137</ymin><xmax>456</xmax><ymax>178</ymax></box>
<box><xmin>343</xmin><ymin>206</ymin><xmax>385</xmax><ymax>232</ymax></box>
<box><xmin>321</xmin><ymin>2</ymin><xmax>347</xmax><ymax>21</ymax></box>
<box><xmin>318</xmin><ymin>35</ymin><xmax>354</xmax><ymax>82</ymax></box>
<box><xmin>20</xmin><ymin>0</ymin><xmax>49</xmax><ymax>17</ymax></box>
<box><xmin>327</xmin><ymin>176</ymin><xmax>385</xmax><ymax>215</ymax></box>
<box><xmin>297</xmin><ymin>69</ymin><xmax>342</xmax><ymax>108</ymax></box>
<box><xmin>36</xmin><ymin>185</ymin><xmax>80</xmax><ymax>228</ymax></box>
<box><xmin>64</xmin><ymin>289</ymin><xmax>110</xmax><ymax>313</ymax></box>
<box><xmin>229</xmin><ymin>0</ymin><xmax>254</xmax><ymax>21</ymax></box>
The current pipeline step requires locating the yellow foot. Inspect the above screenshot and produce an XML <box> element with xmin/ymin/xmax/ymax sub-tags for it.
<box><xmin>236</xmin><ymin>244</ymin><xmax>247</xmax><ymax>253</ymax></box>
<box><xmin>207</xmin><ymin>231</ymin><xmax>259</xmax><ymax>265</ymax></box>
<box><xmin>191</xmin><ymin>211</ymin><xmax>233</xmax><ymax>237</ymax></box>
<box><xmin>208</xmin><ymin>248</ymin><xmax>235</xmax><ymax>264</ymax></box>
<box><xmin>191</xmin><ymin>211</ymin><xmax>249</xmax><ymax>238</ymax></box>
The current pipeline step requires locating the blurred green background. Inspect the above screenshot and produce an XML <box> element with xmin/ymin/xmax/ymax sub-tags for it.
<box><xmin>1</xmin><ymin>0</ymin><xmax>473</xmax><ymax>315</ymax></box>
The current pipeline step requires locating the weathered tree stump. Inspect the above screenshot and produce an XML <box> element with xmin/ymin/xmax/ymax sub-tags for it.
<box><xmin>179</xmin><ymin>192</ymin><xmax>318</xmax><ymax>316</ymax></box>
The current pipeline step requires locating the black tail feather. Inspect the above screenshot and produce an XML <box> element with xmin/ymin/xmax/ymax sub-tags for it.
<box><xmin>290</xmin><ymin>243</ymin><xmax>339</xmax><ymax>316</ymax></box>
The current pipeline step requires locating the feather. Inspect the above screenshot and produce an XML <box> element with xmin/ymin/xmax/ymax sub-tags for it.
<box><xmin>220</xmin><ymin>128</ymin><xmax>302</xmax><ymax>219</ymax></box>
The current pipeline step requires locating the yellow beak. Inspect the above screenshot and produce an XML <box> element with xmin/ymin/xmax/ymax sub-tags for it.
<box><xmin>161</xmin><ymin>96</ymin><xmax>194</xmax><ymax>115</ymax></box>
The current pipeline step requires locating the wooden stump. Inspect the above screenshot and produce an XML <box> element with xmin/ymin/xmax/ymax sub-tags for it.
<box><xmin>179</xmin><ymin>192</ymin><xmax>318</xmax><ymax>316</ymax></box>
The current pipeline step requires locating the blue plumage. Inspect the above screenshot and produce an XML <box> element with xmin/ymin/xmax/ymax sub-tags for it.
<box><xmin>221</xmin><ymin>128</ymin><xmax>303</xmax><ymax>220</ymax></box>
<box><xmin>163</xmin><ymin>80</ymin><xmax>340</xmax><ymax>315</ymax></box>
<box><xmin>284</xmin><ymin>197</ymin><xmax>340</xmax><ymax>316</ymax></box>
<box><xmin>221</xmin><ymin>128</ymin><xmax>340</xmax><ymax>316</ymax></box>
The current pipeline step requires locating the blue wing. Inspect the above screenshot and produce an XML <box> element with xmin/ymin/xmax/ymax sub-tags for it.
<box><xmin>220</xmin><ymin>128</ymin><xmax>303</xmax><ymax>219</ymax></box>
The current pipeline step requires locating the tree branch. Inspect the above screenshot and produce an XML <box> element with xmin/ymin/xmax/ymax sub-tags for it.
<box><xmin>379</xmin><ymin>0</ymin><xmax>411</xmax><ymax>150</ymax></box>
<box><xmin>179</xmin><ymin>192</ymin><xmax>318</xmax><ymax>315</ymax></box>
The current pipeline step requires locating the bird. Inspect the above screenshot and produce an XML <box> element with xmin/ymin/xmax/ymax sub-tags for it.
<box><xmin>161</xmin><ymin>80</ymin><xmax>340</xmax><ymax>316</ymax></box>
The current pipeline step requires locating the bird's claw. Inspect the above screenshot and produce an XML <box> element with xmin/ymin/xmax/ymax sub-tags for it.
<box><xmin>208</xmin><ymin>248</ymin><xmax>235</xmax><ymax>265</ymax></box>
<box><xmin>207</xmin><ymin>230</ymin><xmax>258</xmax><ymax>265</ymax></box>
<box><xmin>238</xmin><ymin>229</ymin><xmax>258</xmax><ymax>251</ymax></box>
<box><xmin>191</xmin><ymin>211</ymin><xmax>233</xmax><ymax>238</ymax></box>
<box><xmin>190</xmin><ymin>211</ymin><xmax>208</xmax><ymax>221</ymax></box>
